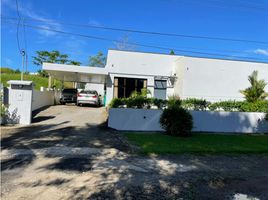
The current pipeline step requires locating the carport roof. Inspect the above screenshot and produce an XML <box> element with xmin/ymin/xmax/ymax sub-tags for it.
<box><xmin>43</xmin><ymin>63</ymin><xmax>108</xmax><ymax>83</ymax></box>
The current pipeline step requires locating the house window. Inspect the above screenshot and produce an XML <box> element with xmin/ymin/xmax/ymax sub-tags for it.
<box><xmin>113</xmin><ymin>77</ymin><xmax>147</xmax><ymax>98</ymax></box>
<box><xmin>154</xmin><ymin>80</ymin><xmax>167</xmax><ymax>100</ymax></box>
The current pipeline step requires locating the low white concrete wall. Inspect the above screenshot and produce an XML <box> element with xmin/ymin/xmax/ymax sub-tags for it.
<box><xmin>108</xmin><ymin>108</ymin><xmax>164</xmax><ymax>131</ymax></box>
<box><xmin>108</xmin><ymin>108</ymin><xmax>268</xmax><ymax>133</ymax></box>
<box><xmin>192</xmin><ymin>111</ymin><xmax>268</xmax><ymax>133</ymax></box>
<box><xmin>32</xmin><ymin>89</ymin><xmax>54</xmax><ymax>111</ymax></box>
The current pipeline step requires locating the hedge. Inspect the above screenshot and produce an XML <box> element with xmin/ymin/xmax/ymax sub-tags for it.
<box><xmin>109</xmin><ymin>96</ymin><xmax>268</xmax><ymax>113</ymax></box>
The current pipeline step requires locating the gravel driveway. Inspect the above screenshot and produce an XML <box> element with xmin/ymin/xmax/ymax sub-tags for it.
<box><xmin>1</xmin><ymin>105</ymin><xmax>268</xmax><ymax>200</ymax></box>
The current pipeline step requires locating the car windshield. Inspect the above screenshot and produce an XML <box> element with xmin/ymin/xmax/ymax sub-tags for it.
<box><xmin>80</xmin><ymin>90</ymin><xmax>97</xmax><ymax>95</ymax></box>
<box><xmin>62</xmin><ymin>89</ymin><xmax>77</xmax><ymax>94</ymax></box>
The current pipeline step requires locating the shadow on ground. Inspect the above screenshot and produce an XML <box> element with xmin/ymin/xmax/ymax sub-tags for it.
<box><xmin>1</xmin><ymin>120</ymin><xmax>128</xmax><ymax>151</ymax></box>
<box><xmin>1</xmin><ymin>115</ymin><xmax>268</xmax><ymax>199</ymax></box>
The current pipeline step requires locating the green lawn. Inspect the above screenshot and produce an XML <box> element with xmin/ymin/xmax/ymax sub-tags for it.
<box><xmin>1</xmin><ymin>73</ymin><xmax>64</xmax><ymax>90</ymax></box>
<box><xmin>125</xmin><ymin>133</ymin><xmax>268</xmax><ymax>154</ymax></box>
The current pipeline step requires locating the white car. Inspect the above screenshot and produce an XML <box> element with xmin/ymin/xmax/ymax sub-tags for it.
<box><xmin>77</xmin><ymin>90</ymin><xmax>101</xmax><ymax>106</ymax></box>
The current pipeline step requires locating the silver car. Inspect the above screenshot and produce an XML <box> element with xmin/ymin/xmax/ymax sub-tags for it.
<box><xmin>77</xmin><ymin>90</ymin><xmax>101</xmax><ymax>106</ymax></box>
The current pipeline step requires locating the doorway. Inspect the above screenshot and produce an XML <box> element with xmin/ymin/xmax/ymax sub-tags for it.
<box><xmin>113</xmin><ymin>77</ymin><xmax>147</xmax><ymax>98</ymax></box>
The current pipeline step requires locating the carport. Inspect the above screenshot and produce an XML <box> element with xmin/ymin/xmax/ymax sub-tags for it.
<box><xmin>43</xmin><ymin>63</ymin><xmax>108</xmax><ymax>85</ymax></box>
<box><xmin>43</xmin><ymin>63</ymin><xmax>108</xmax><ymax>104</ymax></box>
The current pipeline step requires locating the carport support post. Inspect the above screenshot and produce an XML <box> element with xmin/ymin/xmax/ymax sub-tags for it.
<box><xmin>48</xmin><ymin>75</ymin><xmax>52</xmax><ymax>88</ymax></box>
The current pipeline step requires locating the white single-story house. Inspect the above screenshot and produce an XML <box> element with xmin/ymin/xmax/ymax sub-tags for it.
<box><xmin>43</xmin><ymin>49</ymin><xmax>268</xmax><ymax>105</ymax></box>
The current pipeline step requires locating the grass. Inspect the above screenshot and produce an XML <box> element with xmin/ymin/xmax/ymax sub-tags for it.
<box><xmin>0</xmin><ymin>73</ymin><xmax>70</xmax><ymax>90</ymax></box>
<box><xmin>125</xmin><ymin>133</ymin><xmax>268</xmax><ymax>154</ymax></box>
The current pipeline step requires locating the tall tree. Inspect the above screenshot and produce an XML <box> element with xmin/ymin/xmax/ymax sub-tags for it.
<box><xmin>33</xmin><ymin>50</ymin><xmax>69</xmax><ymax>66</ymax></box>
<box><xmin>240</xmin><ymin>70</ymin><xmax>268</xmax><ymax>102</ymax></box>
<box><xmin>88</xmin><ymin>51</ymin><xmax>106</xmax><ymax>67</ymax></box>
<box><xmin>69</xmin><ymin>61</ymin><xmax>81</xmax><ymax>66</ymax></box>
<box><xmin>169</xmin><ymin>50</ymin><xmax>175</xmax><ymax>55</ymax></box>
<box><xmin>33</xmin><ymin>50</ymin><xmax>81</xmax><ymax>77</ymax></box>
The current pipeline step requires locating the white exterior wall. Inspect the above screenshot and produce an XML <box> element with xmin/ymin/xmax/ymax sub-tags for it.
<box><xmin>106</xmin><ymin>50</ymin><xmax>178</xmax><ymax>76</ymax></box>
<box><xmin>105</xmin><ymin>50</ymin><xmax>179</xmax><ymax>105</ymax></box>
<box><xmin>32</xmin><ymin>89</ymin><xmax>55</xmax><ymax>111</ymax></box>
<box><xmin>85</xmin><ymin>83</ymin><xmax>105</xmax><ymax>96</ymax></box>
<box><xmin>178</xmin><ymin>57</ymin><xmax>268</xmax><ymax>102</ymax></box>
<box><xmin>108</xmin><ymin>108</ymin><xmax>268</xmax><ymax>133</ymax></box>
<box><xmin>173</xmin><ymin>57</ymin><xmax>185</xmax><ymax>97</ymax></box>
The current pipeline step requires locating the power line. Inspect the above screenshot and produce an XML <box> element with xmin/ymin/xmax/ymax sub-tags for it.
<box><xmin>15</xmin><ymin>0</ymin><xmax>26</xmax><ymax>80</ymax></box>
<box><xmin>4</xmin><ymin>20</ymin><xmax>267</xmax><ymax>63</ymax></box>
<box><xmin>201</xmin><ymin>0</ymin><xmax>268</xmax><ymax>11</ymax></box>
<box><xmin>1</xmin><ymin>17</ymin><xmax>263</xmax><ymax>55</ymax></box>
<box><xmin>23</xmin><ymin>19</ymin><xmax>28</xmax><ymax>72</ymax></box>
<box><xmin>2</xmin><ymin>15</ymin><xmax>268</xmax><ymax>45</ymax></box>
<box><xmin>15</xmin><ymin>0</ymin><xmax>22</xmax><ymax>54</ymax></box>
<box><xmin>180</xmin><ymin>0</ymin><xmax>268</xmax><ymax>12</ymax></box>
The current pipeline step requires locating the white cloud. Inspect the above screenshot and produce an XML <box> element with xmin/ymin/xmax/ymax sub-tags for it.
<box><xmin>2</xmin><ymin>0</ymin><xmax>62</xmax><ymax>37</ymax></box>
<box><xmin>254</xmin><ymin>49</ymin><xmax>268</xmax><ymax>56</ymax></box>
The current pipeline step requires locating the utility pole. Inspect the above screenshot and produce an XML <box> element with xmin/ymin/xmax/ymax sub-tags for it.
<box><xmin>21</xmin><ymin>49</ymin><xmax>25</xmax><ymax>81</ymax></box>
<box><xmin>25</xmin><ymin>53</ymin><xmax>28</xmax><ymax>73</ymax></box>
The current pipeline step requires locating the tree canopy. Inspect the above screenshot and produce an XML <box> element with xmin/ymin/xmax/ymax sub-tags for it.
<box><xmin>88</xmin><ymin>51</ymin><xmax>106</xmax><ymax>67</ymax></box>
<box><xmin>33</xmin><ymin>50</ymin><xmax>81</xmax><ymax>66</ymax></box>
<box><xmin>69</xmin><ymin>61</ymin><xmax>82</xmax><ymax>66</ymax></box>
<box><xmin>169</xmin><ymin>50</ymin><xmax>175</xmax><ymax>55</ymax></box>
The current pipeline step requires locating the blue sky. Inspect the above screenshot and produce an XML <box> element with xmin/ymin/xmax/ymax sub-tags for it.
<box><xmin>1</xmin><ymin>0</ymin><xmax>268</xmax><ymax>72</ymax></box>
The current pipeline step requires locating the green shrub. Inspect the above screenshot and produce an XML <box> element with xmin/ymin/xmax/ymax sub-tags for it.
<box><xmin>160</xmin><ymin>106</ymin><xmax>193</xmax><ymax>137</ymax></box>
<box><xmin>130</xmin><ymin>90</ymin><xmax>139</xmax><ymax>98</ymax></box>
<box><xmin>130</xmin><ymin>88</ymin><xmax>151</xmax><ymax>98</ymax></box>
<box><xmin>208</xmin><ymin>100</ymin><xmax>268</xmax><ymax>112</ymax></box>
<box><xmin>152</xmin><ymin>98</ymin><xmax>167</xmax><ymax>109</ymax></box>
<box><xmin>109</xmin><ymin>98</ymin><xmax>124</xmax><ymax>108</ymax></box>
<box><xmin>109</xmin><ymin>96</ymin><xmax>268</xmax><ymax>114</ymax></box>
<box><xmin>38</xmin><ymin>70</ymin><xmax>49</xmax><ymax>77</ymax></box>
<box><xmin>0</xmin><ymin>91</ymin><xmax>8</xmax><ymax>124</ymax></box>
<box><xmin>141</xmin><ymin>88</ymin><xmax>152</xmax><ymax>97</ymax></box>
<box><xmin>181</xmin><ymin>98</ymin><xmax>209</xmax><ymax>111</ymax></box>
<box><xmin>126</xmin><ymin>96</ymin><xmax>151</xmax><ymax>109</ymax></box>
<box><xmin>209</xmin><ymin>101</ymin><xmax>243</xmax><ymax>111</ymax></box>
<box><xmin>240</xmin><ymin>101</ymin><xmax>268</xmax><ymax>112</ymax></box>
<box><xmin>167</xmin><ymin>95</ymin><xmax>181</xmax><ymax>108</ymax></box>
<box><xmin>0</xmin><ymin>103</ymin><xmax>8</xmax><ymax>123</ymax></box>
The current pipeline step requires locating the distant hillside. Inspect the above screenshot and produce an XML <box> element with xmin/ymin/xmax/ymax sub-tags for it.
<box><xmin>1</xmin><ymin>73</ymin><xmax>74</xmax><ymax>90</ymax></box>
<box><xmin>0</xmin><ymin>73</ymin><xmax>63</xmax><ymax>90</ymax></box>
<box><xmin>0</xmin><ymin>67</ymin><xmax>18</xmax><ymax>74</ymax></box>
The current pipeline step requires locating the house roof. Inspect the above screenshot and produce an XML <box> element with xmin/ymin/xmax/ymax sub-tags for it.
<box><xmin>43</xmin><ymin>63</ymin><xmax>107</xmax><ymax>83</ymax></box>
<box><xmin>108</xmin><ymin>49</ymin><xmax>268</xmax><ymax>64</ymax></box>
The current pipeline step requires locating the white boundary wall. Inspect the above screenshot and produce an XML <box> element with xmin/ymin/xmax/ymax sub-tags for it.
<box><xmin>108</xmin><ymin>108</ymin><xmax>268</xmax><ymax>133</ymax></box>
<box><xmin>32</xmin><ymin>88</ymin><xmax>54</xmax><ymax>111</ymax></box>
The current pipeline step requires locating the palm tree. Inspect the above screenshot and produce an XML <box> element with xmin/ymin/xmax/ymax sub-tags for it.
<box><xmin>240</xmin><ymin>70</ymin><xmax>268</xmax><ymax>102</ymax></box>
